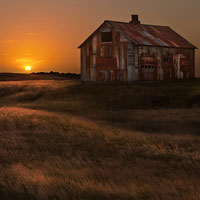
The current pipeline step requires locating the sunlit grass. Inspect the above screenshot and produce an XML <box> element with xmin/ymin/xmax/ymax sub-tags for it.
<box><xmin>0</xmin><ymin>79</ymin><xmax>200</xmax><ymax>199</ymax></box>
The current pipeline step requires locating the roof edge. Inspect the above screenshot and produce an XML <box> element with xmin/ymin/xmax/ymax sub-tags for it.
<box><xmin>78</xmin><ymin>21</ymin><xmax>108</xmax><ymax>48</ymax></box>
<box><xmin>78</xmin><ymin>19</ymin><xmax>139</xmax><ymax>48</ymax></box>
<box><xmin>167</xmin><ymin>26</ymin><xmax>198</xmax><ymax>49</ymax></box>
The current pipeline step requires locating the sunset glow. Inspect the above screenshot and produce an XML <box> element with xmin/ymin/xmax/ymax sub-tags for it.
<box><xmin>25</xmin><ymin>66</ymin><xmax>32</xmax><ymax>71</ymax></box>
<box><xmin>0</xmin><ymin>0</ymin><xmax>199</xmax><ymax>75</ymax></box>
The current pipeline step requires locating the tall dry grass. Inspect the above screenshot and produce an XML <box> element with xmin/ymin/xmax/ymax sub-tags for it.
<box><xmin>0</xmin><ymin>80</ymin><xmax>199</xmax><ymax>199</ymax></box>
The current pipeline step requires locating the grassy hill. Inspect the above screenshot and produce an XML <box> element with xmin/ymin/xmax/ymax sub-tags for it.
<box><xmin>0</xmin><ymin>79</ymin><xmax>200</xmax><ymax>199</ymax></box>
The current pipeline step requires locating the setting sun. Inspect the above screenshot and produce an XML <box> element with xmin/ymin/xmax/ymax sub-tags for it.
<box><xmin>25</xmin><ymin>66</ymin><xmax>32</xmax><ymax>71</ymax></box>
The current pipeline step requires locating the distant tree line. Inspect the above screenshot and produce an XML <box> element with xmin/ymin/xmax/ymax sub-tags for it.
<box><xmin>31</xmin><ymin>71</ymin><xmax>80</xmax><ymax>79</ymax></box>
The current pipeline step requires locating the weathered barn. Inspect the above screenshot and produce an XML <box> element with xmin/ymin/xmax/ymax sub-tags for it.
<box><xmin>78</xmin><ymin>15</ymin><xmax>197</xmax><ymax>82</ymax></box>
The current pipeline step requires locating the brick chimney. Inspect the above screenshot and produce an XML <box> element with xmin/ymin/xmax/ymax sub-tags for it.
<box><xmin>130</xmin><ymin>15</ymin><xmax>140</xmax><ymax>24</ymax></box>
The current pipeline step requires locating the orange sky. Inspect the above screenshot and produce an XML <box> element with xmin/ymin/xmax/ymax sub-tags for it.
<box><xmin>0</xmin><ymin>0</ymin><xmax>199</xmax><ymax>75</ymax></box>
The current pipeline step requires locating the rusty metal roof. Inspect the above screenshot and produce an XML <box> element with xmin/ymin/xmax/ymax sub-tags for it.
<box><xmin>107</xmin><ymin>21</ymin><xmax>196</xmax><ymax>49</ymax></box>
<box><xmin>78</xmin><ymin>20</ymin><xmax>197</xmax><ymax>49</ymax></box>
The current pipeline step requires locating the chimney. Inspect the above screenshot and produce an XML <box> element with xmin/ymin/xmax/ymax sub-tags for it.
<box><xmin>130</xmin><ymin>15</ymin><xmax>140</xmax><ymax>24</ymax></box>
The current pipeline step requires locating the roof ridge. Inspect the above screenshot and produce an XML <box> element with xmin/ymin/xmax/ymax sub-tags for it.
<box><xmin>105</xmin><ymin>20</ymin><xmax>129</xmax><ymax>24</ymax></box>
<box><xmin>106</xmin><ymin>20</ymin><xmax>169</xmax><ymax>28</ymax></box>
<box><xmin>141</xmin><ymin>24</ymin><xmax>169</xmax><ymax>28</ymax></box>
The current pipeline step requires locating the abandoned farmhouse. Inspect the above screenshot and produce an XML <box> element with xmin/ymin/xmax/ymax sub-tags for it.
<box><xmin>78</xmin><ymin>15</ymin><xmax>197</xmax><ymax>82</ymax></box>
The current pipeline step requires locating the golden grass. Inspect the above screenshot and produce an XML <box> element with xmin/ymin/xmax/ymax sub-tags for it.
<box><xmin>0</xmin><ymin>80</ymin><xmax>199</xmax><ymax>199</ymax></box>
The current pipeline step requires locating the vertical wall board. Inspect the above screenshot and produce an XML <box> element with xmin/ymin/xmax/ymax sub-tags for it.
<box><xmin>156</xmin><ymin>47</ymin><xmax>162</xmax><ymax>80</ymax></box>
<box><xmin>193</xmin><ymin>49</ymin><xmax>195</xmax><ymax>78</ymax></box>
<box><xmin>127</xmin><ymin>42</ymin><xmax>134</xmax><ymax>81</ymax></box>
<box><xmin>124</xmin><ymin>43</ymin><xmax>128</xmax><ymax>81</ymax></box>
<box><xmin>120</xmin><ymin>43</ymin><xmax>125</xmax><ymax>69</ymax></box>
<box><xmin>127</xmin><ymin>67</ymin><xmax>133</xmax><ymax>81</ymax></box>
<box><xmin>97</xmin><ymin>31</ymin><xmax>101</xmax><ymax>56</ymax></box>
<box><xmin>173</xmin><ymin>54</ymin><xmax>181</xmax><ymax>79</ymax></box>
<box><xmin>189</xmin><ymin>49</ymin><xmax>195</xmax><ymax>78</ymax></box>
<box><xmin>133</xmin><ymin>46</ymin><xmax>139</xmax><ymax>80</ymax></box>
<box><xmin>117</xmin><ymin>32</ymin><xmax>121</xmax><ymax>70</ymax></box>
<box><xmin>92</xmin><ymin>55</ymin><xmax>97</xmax><ymax>68</ymax></box>
<box><xmin>90</xmin><ymin>55</ymin><xmax>97</xmax><ymax>81</ymax></box>
<box><xmin>93</xmin><ymin>34</ymin><xmax>97</xmax><ymax>55</ymax></box>
<box><xmin>81</xmin><ymin>47</ymin><xmax>86</xmax><ymax>81</ymax></box>
<box><xmin>160</xmin><ymin>69</ymin><xmax>164</xmax><ymax>81</ymax></box>
<box><xmin>115</xmin><ymin>45</ymin><xmax>120</xmax><ymax>68</ymax></box>
<box><xmin>86</xmin><ymin>43</ymin><xmax>89</xmax><ymax>56</ymax></box>
<box><xmin>90</xmin><ymin>68</ymin><xmax>96</xmax><ymax>81</ymax></box>
<box><xmin>112</xmin><ymin>28</ymin><xmax>116</xmax><ymax>57</ymax></box>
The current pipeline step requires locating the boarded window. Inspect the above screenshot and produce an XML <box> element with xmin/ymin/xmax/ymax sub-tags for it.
<box><xmin>101</xmin><ymin>32</ymin><xmax>112</xmax><ymax>43</ymax></box>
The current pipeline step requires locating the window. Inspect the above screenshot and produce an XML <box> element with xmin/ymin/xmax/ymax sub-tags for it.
<box><xmin>163</xmin><ymin>57</ymin><xmax>170</xmax><ymax>62</ymax></box>
<box><xmin>101</xmin><ymin>32</ymin><xmax>112</xmax><ymax>43</ymax></box>
<box><xmin>141</xmin><ymin>65</ymin><xmax>155</xmax><ymax>69</ymax></box>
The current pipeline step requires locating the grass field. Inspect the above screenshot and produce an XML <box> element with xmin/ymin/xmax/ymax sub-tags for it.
<box><xmin>0</xmin><ymin>79</ymin><xmax>200</xmax><ymax>200</ymax></box>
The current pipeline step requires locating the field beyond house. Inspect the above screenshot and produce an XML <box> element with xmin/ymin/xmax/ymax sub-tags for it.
<box><xmin>0</xmin><ymin>79</ymin><xmax>200</xmax><ymax>200</ymax></box>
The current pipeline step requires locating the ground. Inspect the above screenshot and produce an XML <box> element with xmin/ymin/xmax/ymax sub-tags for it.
<box><xmin>0</xmin><ymin>79</ymin><xmax>200</xmax><ymax>200</ymax></box>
